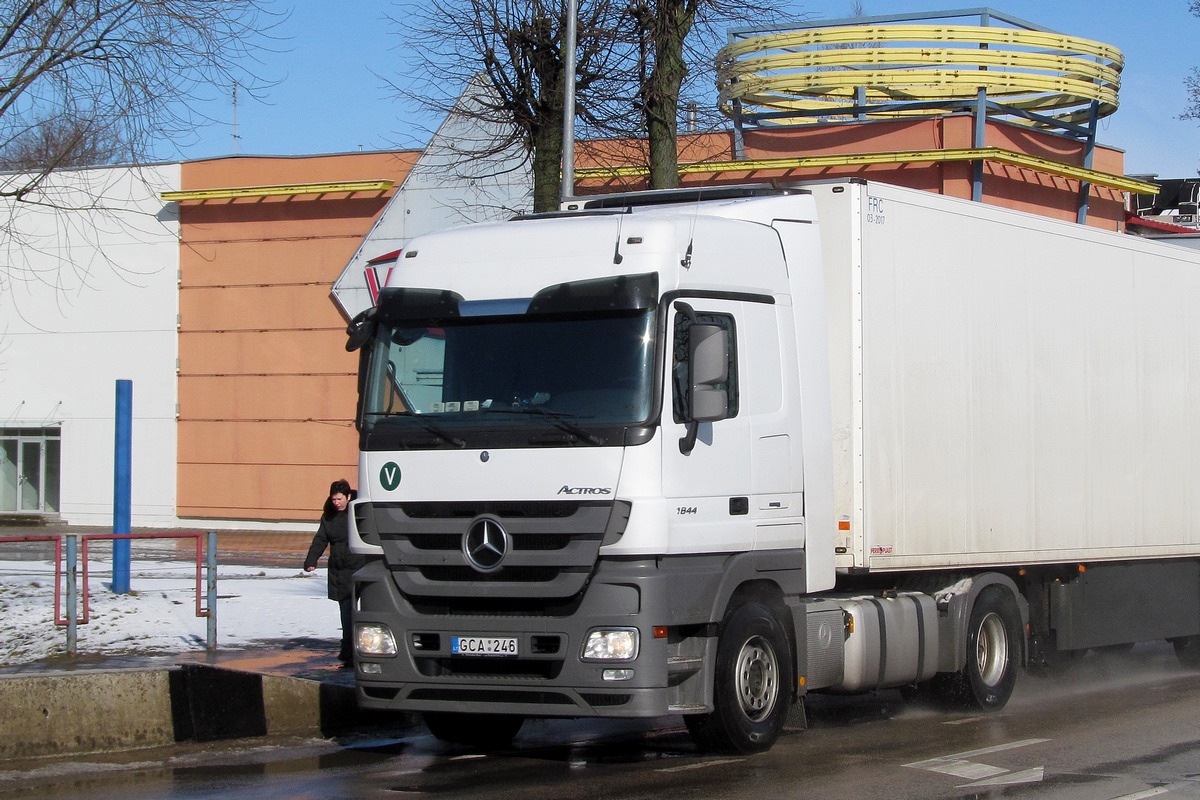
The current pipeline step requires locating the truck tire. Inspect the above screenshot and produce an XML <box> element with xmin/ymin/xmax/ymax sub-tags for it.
<box><xmin>423</xmin><ymin>712</ymin><xmax>524</xmax><ymax>748</ymax></box>
<box><xmin>938</xmin><ymin>586</ymin><xmax>1021</xmax><ymax>710</ymax></box>
<box><xmin>685</xmin><ymin>602</ymin><xmax>792</xmax><ymax>754</ymax></box>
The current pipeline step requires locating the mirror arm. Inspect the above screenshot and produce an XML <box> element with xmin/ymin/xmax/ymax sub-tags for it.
<box><xmin>674</xmin><ymin>300</ymin><xmax>699</xmax><ymax>325</ymax></box>
<box><xmin>679</xmin><ymin>421</ymin><xmax>699</xmax><ymax>455</ymax></box>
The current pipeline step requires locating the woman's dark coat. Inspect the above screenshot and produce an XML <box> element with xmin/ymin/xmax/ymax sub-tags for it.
<box><xmin>304</xmin><ymin>492</ymin><xmax>367</xmax><ymax>601</ymax></box>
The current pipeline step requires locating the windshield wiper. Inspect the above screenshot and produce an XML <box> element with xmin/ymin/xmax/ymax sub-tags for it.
<box><xmin>363</xmin><ymin>411</ymin><xmax>466</xmax><ymax>448</ymax></box>
<box><xmin>485</xmin><ymin>407</ymin><xmax>604</xmax><ymax>445</ymax></box>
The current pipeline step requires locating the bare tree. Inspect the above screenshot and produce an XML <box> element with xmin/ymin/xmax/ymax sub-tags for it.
<box><xmin>389</xmin><ymin>0</ymin><xmax>635</xmax><ymax>212</ymax></box>
<box><xmin>1186</xmin><ymin>2</ymin><xmax>1200</xmax><ymax>122</ymax></box>
<box><xmin>0</xmin><ymin>0</ymin><xmax>279</xmax><ymax>202</ymax></box>
<box><xmin>0</xmin><ymin>0</ymin><xmax>280</xmax><ymax>310</ymax></box>
<box><xmin>390</xmin><ymin>0</ymin><xmax>791</xmax><ymax>204</ymax></box>
<box><xmin>627</xmin><ymin>0</ymin><xmax>787</xmax><ymax>189</ymax></box>
<box><xmin>629</xmin><ymin>0</ymin><xmax>696</xmax><ymax>189</ymax></box>
<box><xmin>0</xmin><ymin>113</ymin><xmax>124</xmax><ymax>171</ymax></box>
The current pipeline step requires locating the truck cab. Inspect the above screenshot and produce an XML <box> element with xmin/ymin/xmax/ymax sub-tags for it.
<box><xmin>345</xmin><ymin>186</ymin><xmax>835</xmax><ymax>753</ymax></box>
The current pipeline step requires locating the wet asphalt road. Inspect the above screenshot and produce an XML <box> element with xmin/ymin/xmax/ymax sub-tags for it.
<box><xmin>4</xmin><ymin>642</ymin><xmax>1200</xmax><ymax>800</ymax></box>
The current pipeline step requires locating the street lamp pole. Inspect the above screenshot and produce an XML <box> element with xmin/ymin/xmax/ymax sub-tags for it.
<box><xmin>561</xmin><ymin>0</ymin><xmax>578</xmax><ymax>203</ymax></box>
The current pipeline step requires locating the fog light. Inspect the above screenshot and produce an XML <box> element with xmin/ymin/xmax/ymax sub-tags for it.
<box><xmin>356</xmin><ymin>623</ymin><xmax>398</xmax><ymax>656</ymax></box>
<box><xmin>360</xmin><ymin>662</ymin><xmax>383</xmax><ymax>674</ymax></box>
<box><xmin>603</xmin><ymin>669</ymin><xmax>634</xmax><ymax>681</ymax></box>
<box><xmin>582</xmin><ymin>628</ymin><xmax>639</xmax><ymax>661</ymax></box>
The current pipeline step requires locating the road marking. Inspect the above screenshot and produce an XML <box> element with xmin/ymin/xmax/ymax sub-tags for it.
<box><xmin>658</xmin><ymin>758</ymin><xmax>744</xmax><ymax>773</ymax></box>
<box><xmin>960</xmin><ymin>767</ymin><xmax>1046</xmax><ymax>788</ymax></box>
<box><xmin>917</xmin><ymin>759</ymin><xmax>1007</xmax><ymax>779</ymax></box>
<box><xmin>905</xmin><ymin>738</ymin><xmax>1049</xmax><ymax>787</ymax></box>
<box><xmin>904</xmin><ymin>738</ymin><xmax>1050</xmax><ymax>769</ymax></box>
<box><xmin>1110</xmin><ymin>788</ymin><xmax>1172</xmax><ymax>800</ymax></box>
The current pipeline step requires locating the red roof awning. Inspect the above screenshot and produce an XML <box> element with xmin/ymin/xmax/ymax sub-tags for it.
<box><xmin>1125</xmin><ymin>212</ymin><xmax>1197</xmax><ymax>234</ymax></box>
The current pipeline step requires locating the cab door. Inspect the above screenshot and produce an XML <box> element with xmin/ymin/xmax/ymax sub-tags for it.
<box><xmin>660</xmin><ymin>297</ymin><xmax>764</xmax><ymax>553</ymax></box>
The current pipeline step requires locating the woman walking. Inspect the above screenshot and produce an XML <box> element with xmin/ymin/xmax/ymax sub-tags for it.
<box><xmin>304</xmin><ymin>479</ymin><xmax>367</xmax><ymax>663</ymax></box>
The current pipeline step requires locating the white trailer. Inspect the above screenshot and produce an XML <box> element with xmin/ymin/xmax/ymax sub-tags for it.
<box><xmin>345</xmin><ymin>179</ymin><xmax>1200</xmax><ymax>753</ymax></box>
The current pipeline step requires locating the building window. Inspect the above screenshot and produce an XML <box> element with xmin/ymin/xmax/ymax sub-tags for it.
<box><xmin>0</xmin><ymin>427</ymin><xmax>61</xmax><ymax>515</ymax></box>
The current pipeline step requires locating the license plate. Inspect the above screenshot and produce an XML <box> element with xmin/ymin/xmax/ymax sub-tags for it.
<box><xmin>451</xmin><ymin>636</ymin><xmax>519</xmax><ymax>657</ymax></box>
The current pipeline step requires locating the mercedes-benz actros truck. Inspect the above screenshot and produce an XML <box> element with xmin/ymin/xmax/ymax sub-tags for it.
<box><xmin>344</xmin><ymin>179</ymin><xmax>1200</xmax><ymax>754</ymax></box>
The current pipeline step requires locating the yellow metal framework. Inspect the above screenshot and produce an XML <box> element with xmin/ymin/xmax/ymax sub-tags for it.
<box><xmin>574</xmin><ymin>147</ymin><xmax>1158</xmax><ymax>196</ymax></box>
<box><xmin>716</xmin><ymin>23</ymin><xmax>1123</xmax><ymax>127</ymax></box>
<box><xmin>162</xmin><ymin>179</ymin><xmax>395</xmax><ymax>202</ymax></box>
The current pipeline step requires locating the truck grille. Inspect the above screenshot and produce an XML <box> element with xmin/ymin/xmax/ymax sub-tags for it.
<box><xmin>363</xmin><ymin>500</ymin><xmax>621</xmax><ymax>600</ymax></box>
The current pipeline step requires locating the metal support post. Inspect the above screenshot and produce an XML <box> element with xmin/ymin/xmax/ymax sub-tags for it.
<box><xmin>65</xmin><ymin>534</ymin><xmax>78</xmax><ymax>655</ymax></box>
<box><xmin>206</xmin><ymin>531</ymin><xmax>218</xmax><ymax>651</ymax></box>
<box><xmin>732</xmin><ymin>99</ymin><xmax>745</xmax><ymax>161</ymax></box>
<box><xmin>972</xmin><ymin>87</ymin><xmax>987</xmax><ymax>203</ymax></box>
<box><xmin>560</xmin><ymin>0</ymin><xmax>578</xmax><ymax>203</ymax></box>
<box><xmin>1076</xmin><ymin>100</ymin><xmax>1099</xmax><ymax>225</ymax></box>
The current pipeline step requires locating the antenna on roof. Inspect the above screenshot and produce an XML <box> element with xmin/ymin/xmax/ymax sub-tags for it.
<box><xmin>232</xmin><ymin>83</ymin><xmax>241</xmax><ymax>155</ymax></box>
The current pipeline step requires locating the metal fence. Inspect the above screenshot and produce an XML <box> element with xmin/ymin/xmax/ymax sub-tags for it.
<box><xmin>0</xmin><ymin>531</ymin><xmax>218</xmax><ymax>655</ymax></box>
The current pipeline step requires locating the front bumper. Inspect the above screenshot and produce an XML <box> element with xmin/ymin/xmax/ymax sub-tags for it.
<box><xmin>353</xmin><ymin>557</ymin><xmax>711</xmax><ymax>718</ymax></box>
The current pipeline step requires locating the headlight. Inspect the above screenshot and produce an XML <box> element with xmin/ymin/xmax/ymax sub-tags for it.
<box><xmin>581</xmin><ymin>628</ymin><xmax>640</xmax><ymax>661</ymax></box>
<box><xmin>356</xmin><ymin>623</ymin><xmax>398</xmax><ymax>656</ymax></box>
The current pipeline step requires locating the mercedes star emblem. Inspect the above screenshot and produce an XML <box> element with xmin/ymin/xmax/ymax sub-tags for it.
<box><xmin>463</xmin><ymin>518</ymin><xmax>509</xmax><ymax>572</ymax></box>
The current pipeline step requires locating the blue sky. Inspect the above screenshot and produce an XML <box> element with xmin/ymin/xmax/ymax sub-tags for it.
<box><xmin>175</xmin><ymin>1</ymin><xmax>1200</xmax><ymax>179</ymax></box>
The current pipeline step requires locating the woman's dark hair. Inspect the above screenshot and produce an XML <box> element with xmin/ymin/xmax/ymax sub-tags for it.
<box><xmin>322</xmin><ymin>479</ymin><xmax>356</xmax><ymax>519</ymax></box>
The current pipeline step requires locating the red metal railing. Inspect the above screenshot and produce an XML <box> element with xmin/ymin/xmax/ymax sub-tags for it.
<box><xmin>1</xmin><ymin>532</ymin><xmax>217</xmax><ymax>652</ymax></box>
<box><xmin>0</xmin><ymin>536</ymin><xmax>69</xmax><ymax>624</ymax></box>
<box><xmin>79</xmin><ymin>532</ymin><xmax>212</xmax><ymax>622</ymax></box>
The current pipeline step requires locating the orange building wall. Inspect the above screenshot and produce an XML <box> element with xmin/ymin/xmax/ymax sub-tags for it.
<box><xmin>177</xmin><ymin>152</ymin><xmax>417</xmax><ymax>522</ymax></box>
<box><xmin>576</xmin><ymin>116</ymin><xmax>1127</xmax><ymax>231</ymax></box>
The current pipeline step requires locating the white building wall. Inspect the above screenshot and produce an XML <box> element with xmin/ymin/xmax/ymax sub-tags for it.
<box><xmin>0</xmin><ymin>163</ymin><xmax>181</xmax><ymax>526</ymax></box>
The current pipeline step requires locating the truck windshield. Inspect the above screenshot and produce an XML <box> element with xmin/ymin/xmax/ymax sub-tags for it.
<box><xmin>360</xmin><ymin>309</ymin><xmax>656</xmax><ymax>444</ymax></box>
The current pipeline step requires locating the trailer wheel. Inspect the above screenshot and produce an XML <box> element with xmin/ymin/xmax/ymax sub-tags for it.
<box><xmin>939</xmin><ymin>586</ymin><xmax>1021</xmax><ymax>710</ymax></box>
<box><xmin>423</xmin><ymin>712</ymin><xmax>524</xmax><ymax>748</ymax></box>
<box><xmin>685</xmin><ymin>602</ymin><xmax>792</xmax><ymax>754</ymax></box>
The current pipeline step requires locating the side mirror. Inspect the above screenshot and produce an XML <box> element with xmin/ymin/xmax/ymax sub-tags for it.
<box><xmin>688</xmin><ymin>324</ymin><xmax>729</xmax><ymax>423</ymax></box>
<box><xmin>345</xmin><ymin>308</ymin><xmax>377</xmax><ymax>352</ymax></box>
<box><xmin>679</xmin><ymin>323</ymin><xmax>729</xmax><ymax>455</ymax></box>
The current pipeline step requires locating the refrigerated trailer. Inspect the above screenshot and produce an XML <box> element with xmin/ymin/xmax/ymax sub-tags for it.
<box><xmin>344</xmin><ymin>179</ymin><xmax>1200</xmax><ymax>753</ymax></box>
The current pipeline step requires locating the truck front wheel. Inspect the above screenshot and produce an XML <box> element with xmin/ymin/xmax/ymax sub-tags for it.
<box><xmin>423</xmin><ymin>712</ymin><xmax>524</xmax><ymax>748</ymax></box>
<box><xmin>938</xmin><ymin>586</ymin><xmax>1021</xmax><ymax>710</ymax></box>
<box><xmin>685</xmin><ymin>602</ymin><xmax>792</xmax><ymax>754</ymax></box>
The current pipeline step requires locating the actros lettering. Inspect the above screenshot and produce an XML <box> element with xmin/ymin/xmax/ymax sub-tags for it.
<box><xmin>558</xmin><ymin>486</ymin><xmax>613</xmax><ymax>495</ymax></box>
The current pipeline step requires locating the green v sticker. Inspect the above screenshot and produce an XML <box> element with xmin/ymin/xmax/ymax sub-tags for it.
<box><xmin>380</xmin><ymin>462</ymin><xmax>401</xmax><ymax>491</ymax></box>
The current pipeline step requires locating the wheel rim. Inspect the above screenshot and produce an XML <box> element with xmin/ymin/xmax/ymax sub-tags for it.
<box><xmin>734</xmin><ymin>635</ymin><xmax>779</xmax><ymax>722</ymax></box>
<box><xmin>975</xmin><ymin>611</ymin><xmax>1009</xmax><ymax>687</ymax></box>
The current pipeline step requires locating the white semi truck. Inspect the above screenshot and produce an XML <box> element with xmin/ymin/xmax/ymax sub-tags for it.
<box><xmin>345</xmin><ymin>179</ymin><xmax>1200</xmax><ymax>754</ymax></box>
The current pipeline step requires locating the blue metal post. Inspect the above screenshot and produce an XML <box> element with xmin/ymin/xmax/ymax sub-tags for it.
<box><xmin>113</xmin><ymin>380</ymin><xmax>132</xmax><ymax>593</ymax></box>
<box><xmin>206</xmin><ymin>531</ymin><xmax>218</xmax><ymax>651</ymax></box>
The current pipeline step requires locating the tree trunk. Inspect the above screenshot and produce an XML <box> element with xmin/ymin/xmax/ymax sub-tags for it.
<box><xmin>642</xmin><ymin>0</ymin><xmax>694</xmax><ymax>190</ymax></box>
<box><xmin>531</xmin><ymin>120</ymin><xmax>564</xmax><ymax>212</ymax></box>
<box><xmin>645</xmin><ymin>56</ymin><xmax>683</xmax><ymax>189</ymax></box>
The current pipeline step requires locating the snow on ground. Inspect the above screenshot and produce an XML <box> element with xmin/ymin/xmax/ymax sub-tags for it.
<box><xmin>0</xmin><ymin>556</ymin><xmax>341</xmax><ymax>665</ymax></box>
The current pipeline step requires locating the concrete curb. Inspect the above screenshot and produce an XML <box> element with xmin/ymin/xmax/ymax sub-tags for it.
<box><xmin>0</xmin><ymin>663</ymin><xmax>416</xmax><ymax>760</ymax></box>
<box><xmin>0</xmin><ymin>670</ymin><xmax>174</xmax><ymax>759</ymax></box>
